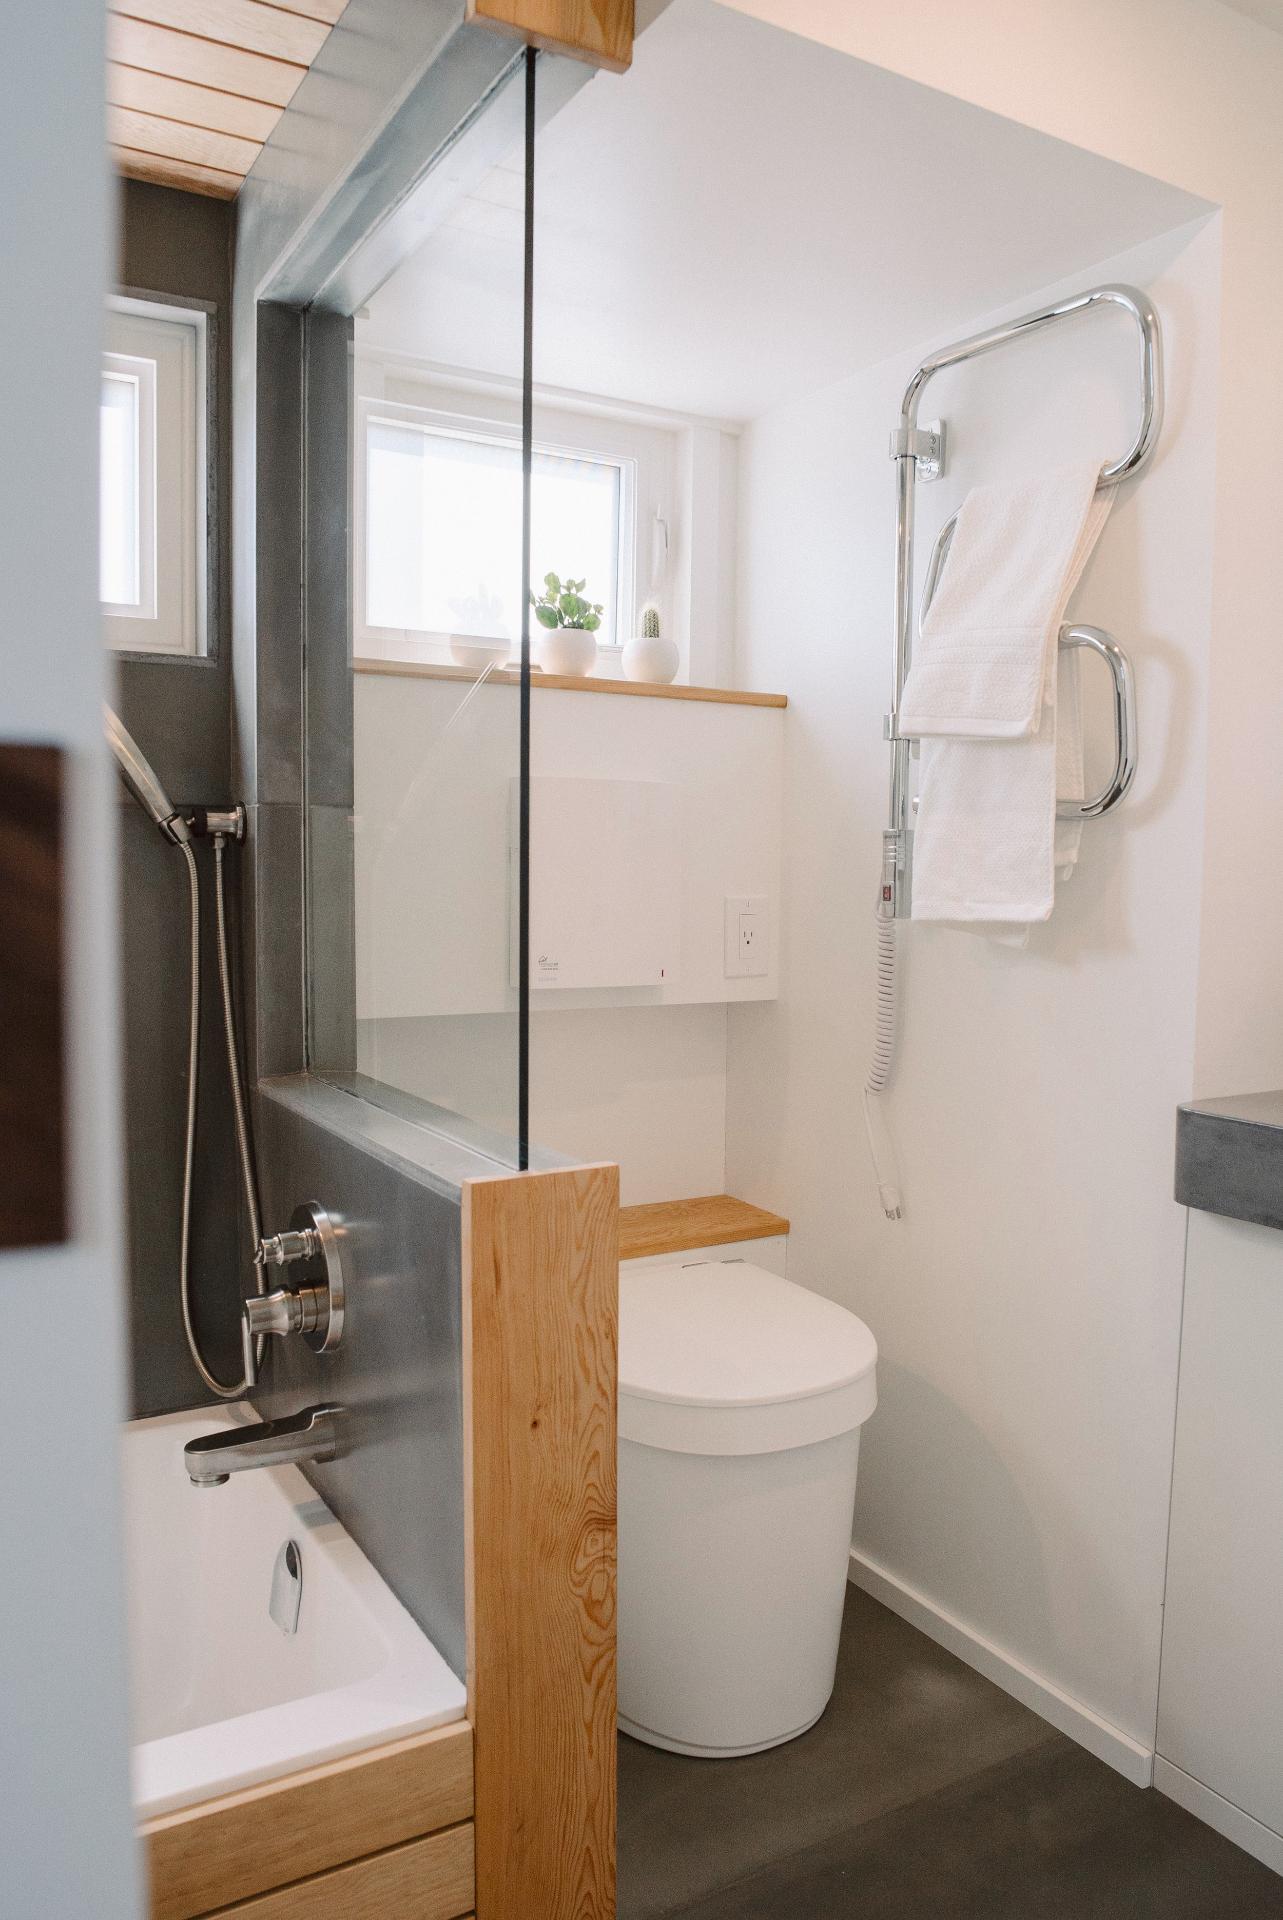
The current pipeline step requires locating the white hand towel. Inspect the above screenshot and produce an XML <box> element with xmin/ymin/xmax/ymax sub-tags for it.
<box><xmin>905</xmin><ymin>466</ymin><xmax>1112</xmax><ymax>924</ymax></box>
<box><xmin>900</xmin><ymin>462</ymin><xmax>1108</xmax><ymax>739</ymax></box>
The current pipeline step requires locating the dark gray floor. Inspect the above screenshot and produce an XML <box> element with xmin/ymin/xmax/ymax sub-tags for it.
<box><xmin>619</xmin><ymin>1585</ymin><xmax>1283</xmax><ymax>1919</ymax></box>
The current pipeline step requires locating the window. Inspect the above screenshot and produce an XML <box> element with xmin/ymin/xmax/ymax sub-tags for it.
<box><xmin>100</xmin><ymin>298</ymin><xmax>207</xmax><ymax>656</ymax></box>
<box><xmin>359</xmin><ymin>401</ymin><xmax>635</xmax><ymax>657</ymax></box>
<box><xmin>99</xmin><ymin>364</ymin><xmax>147</xmax><ymax>609</ymax></box>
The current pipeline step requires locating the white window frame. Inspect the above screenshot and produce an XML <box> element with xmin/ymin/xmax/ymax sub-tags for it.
<box><xmin>353</xmin><ymin>380</ymin><xmax>680</xmax><ymax>668</ymax></box>
<box><xmin>101</xmin><ymin>295</ymin><xmax>208</xmax><ymax>657</ymax></box>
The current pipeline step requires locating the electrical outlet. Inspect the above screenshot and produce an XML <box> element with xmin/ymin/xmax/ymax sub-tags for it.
<box><xmin>724</xmin><ymin>895</ymin><xmax>769</xmax><ymax>978</ymax></box>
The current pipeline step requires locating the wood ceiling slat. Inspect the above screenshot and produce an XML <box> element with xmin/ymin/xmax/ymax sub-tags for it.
<box><xmin>112</xmin><ymin>0</ymin><xmax>330</xmax><ymax>67</ymax></box>
<box><xmin>107</xmin><ymin>63</ymin><xmax>282</xmax><ymax>142</ymax></box>
<box><xmin>108</xmin><ymin>104</ymin><xmax>260</xmax><ymax>175</ymax></box>
<box><xmin>263</xmin><ymin>0</ymin><xmax>348</xmax><ymax>22</ymax></box>
<box><xmin>107</xmin><ymin>16</ymin><xmax>304</xmax><ymax>107</ymax></box>
<box><xmin>113</xmin><ymin>145</ymin><xmax>243</xmax><ymax>199</ymax></box>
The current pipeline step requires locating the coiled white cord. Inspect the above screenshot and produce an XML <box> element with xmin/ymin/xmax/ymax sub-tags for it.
<box><xmin>863</xmin><ymin>909</ymin><xmax>904</xmax><ymax>1220</ymax></box>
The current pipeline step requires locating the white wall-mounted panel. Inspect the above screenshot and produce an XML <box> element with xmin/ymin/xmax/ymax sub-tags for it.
<box><xmin>354</xmin><ymin>675</ymin><xmax>783</xmax><ymax>1019</ymax></box>
<box><xmin>520</xmin><ymin>776</ymin><xmax>681</xmax><ymax>990</ymax></box>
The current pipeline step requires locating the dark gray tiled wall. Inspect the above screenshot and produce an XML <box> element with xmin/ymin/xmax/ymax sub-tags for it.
<box><xmin>303</xmin><ymin>307</ymin><xmax>357</xmax><ymax>1073</ymax></box>
<box><xmin>115</xmin><ymin>181</ymin><xmax>248</xmax><ymax>1416</ymax></box>
<box><xmin>244</xmin><ymin>798</ymin><xmax>306</xmax><ymax>1083</ymax></box>
<box><xmin>251</xmin><ymin>1080</ymin><xmax>472</xmax><ymax>1680</ymax></box>
<box><xmin>119</xmin><ymin>809</ymin><xmax>248</xmax><ymax>1411</ymax></box>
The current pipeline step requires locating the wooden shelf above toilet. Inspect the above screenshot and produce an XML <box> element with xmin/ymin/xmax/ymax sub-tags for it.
<box><xmin>619</xmin><ymin>1194</ymin><xmax>790</xmax><ymax>1263</ymax></box>
<box><xmin>354</xmin><ymin>660</ymin><xmax>788</xmax><ymax>709</ymax></box>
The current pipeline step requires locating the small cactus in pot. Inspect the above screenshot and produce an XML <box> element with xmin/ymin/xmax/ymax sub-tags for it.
<box><xmin>623</xmin><ymin>602</ymin><xmax>680</xmax><ymax>685</ymax></box>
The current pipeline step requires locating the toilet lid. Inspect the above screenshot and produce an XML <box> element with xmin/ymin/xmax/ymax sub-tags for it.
<box><xmin>619</xmin><ymin>1261</ymin><xmax>877</xmax><ymax>1456</ymax></box>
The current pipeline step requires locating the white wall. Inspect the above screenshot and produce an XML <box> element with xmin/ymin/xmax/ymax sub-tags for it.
<box><xmin>359</xmin><ymin>1003</ymin><xmax>728</xmax><ymax>1205</ymax></box>
<box><xmin>726</xmin><ymin>218</ymin><xmax>1220</xmax><ymax>1760</ymax></box>
<box><xmin>720</xmin><ymin>0</ymin><xmax>1283</xmax><ymax>1104</ymax></box>
<box><xmin>0</xmin><ymin>9</ymin><xmax>141</xmax><ymax>1915</ymax></box>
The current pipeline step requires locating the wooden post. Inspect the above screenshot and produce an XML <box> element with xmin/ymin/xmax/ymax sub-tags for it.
<box><xmin>463</xmin><ymin>1163</ymin><xmax>619</xmax><ymax>1918</ymax></box>
<box><xmin>467</xmin><ymin>0</ymin><xmax>634</xmax><ymax>72</ymax></box>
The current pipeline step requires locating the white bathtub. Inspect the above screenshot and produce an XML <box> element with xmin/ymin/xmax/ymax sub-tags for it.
<box><xmin>124</xmin><ymin>1408</ymin><xmax>466</xmax><ymax>1818</ymax></box>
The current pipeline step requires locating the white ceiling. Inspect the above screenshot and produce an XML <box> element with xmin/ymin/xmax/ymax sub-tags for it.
<box><xmin>363</xmin><ymin>0</ymin><xmax>1206</xmax><ymax>422</ymax></box>
<box><xmin>1216</xmin><ymin>0</ymin><xmax>1283</xmax><ymax>33</ymax></box>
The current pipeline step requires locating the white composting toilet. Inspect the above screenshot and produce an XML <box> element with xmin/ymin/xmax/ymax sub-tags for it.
<box><xmin>617</xmin><ymin>1258</ymin><xmax>878</xmax><ymax>1757</ymax></box>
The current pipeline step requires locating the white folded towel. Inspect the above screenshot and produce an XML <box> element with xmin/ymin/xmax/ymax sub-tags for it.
<box><xmin>902</xmin><ymin>462</ymin><xmax>1112</xmax><ymax>925</ymax></box>
<box><xmin>900</xmin><ymin>461</ymin><xmax>1109</xmax><ymax>739</ymax></box>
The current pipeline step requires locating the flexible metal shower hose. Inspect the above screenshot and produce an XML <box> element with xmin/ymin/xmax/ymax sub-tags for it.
<box><xmin>214</xmin><ymin>835</ymin><xmax>262</xmax><ymax>1255</ymax></box>
<box><xmin>176</xmin><ymin>836</ymin><xmax>265</xmax><ymax>1398</ymax></box>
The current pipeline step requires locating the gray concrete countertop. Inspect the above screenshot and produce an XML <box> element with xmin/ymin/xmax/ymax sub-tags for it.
<box><xmin>1176</xmin><ymin>1092</ymin><xmax>1283</xmax><ymax>1230</ymax></box>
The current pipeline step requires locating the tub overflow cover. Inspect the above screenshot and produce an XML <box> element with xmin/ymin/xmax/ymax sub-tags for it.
<box><xmin>270</xmin><ymin>1538</ymin><xmax>303</xmax><ymax>1635</ymax></box>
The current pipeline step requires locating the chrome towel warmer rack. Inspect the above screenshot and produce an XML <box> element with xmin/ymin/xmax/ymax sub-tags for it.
<box><xmin>880</xmin><ymin>281</ymin><xmax>1164</xmax><ymax>921</ymax></box>
<box><xmin>863</xmin><ymin>283</ymin><xmax>1163</xmax><ymax>1223</ymax></box>
<box><xmin>916</xmin><ymin>518</ymin><xmax>1139</xmax><ymax>823</ymax></box>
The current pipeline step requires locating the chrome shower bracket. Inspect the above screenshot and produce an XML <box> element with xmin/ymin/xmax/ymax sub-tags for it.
<box><xmin>889</xmin><ymin>419</ymin><xmax>946</xmax><ymax>482</ymax></box>
<box><xmin>188</xmin><ymin>803</ymin><xmax>246</xmax><ymax>841</ymax></box>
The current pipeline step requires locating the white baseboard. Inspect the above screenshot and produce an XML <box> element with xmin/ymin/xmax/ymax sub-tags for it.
<box><xmin>848</xmin><ymin>1547</ymin><xmax>1154</xmax><ymax>1788</ymax></box>
<box><xmin>1154</xmin><ymin>1757</ymin><xmax>1283</xmax><ymax>1877</ymax></box>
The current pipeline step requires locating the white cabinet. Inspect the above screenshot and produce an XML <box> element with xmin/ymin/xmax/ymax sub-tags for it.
<box><xmin>1156</xmin><ymin>1209</ymin><xmax>1283</xmax><ymax>1872</ymax></box>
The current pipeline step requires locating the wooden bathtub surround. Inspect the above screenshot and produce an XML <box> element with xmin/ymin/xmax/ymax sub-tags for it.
<box><xmin>143</xmin><ymin>1720</ymin><xmax>473</xmax><ymax>1920</ymax></box>
<box><xmin>467</xmin><ymin>0</ymin><xmax>634</xmax><ymax>71</ymax></box>
<box><xmin>205</xmin><ymin>1826</ymin><xmax>473</xmax><ymax>1919</ymax></box>
<box><xmin>463</xmin><ymin>1162</ymin><xmax>620</xmax><ymax>1919</ymax></box>
<box><xmin>619</xmin><ymin>1193</ymin><xmax>790</xmax><ymax>1263</ymax></box>
<box><xmin>143</xmin><ymin>1159</ymin><xmax>619</xmax><ymax>1920</ymax></box>
<box><xmin>355</xmin><ymin>657</ymin><xmax>788</xmax><ymax>709</ymax></box>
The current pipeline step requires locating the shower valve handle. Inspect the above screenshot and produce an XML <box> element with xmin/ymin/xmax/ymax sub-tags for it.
<box><xmin>242</xmin><ymin>1203</ymin><xmax>347</xmax><ymax>1391</ymax></box>
<box><xmin>255</xmin><ymin>1227</ymin><xmax>320</xmax><ymax>1268</ymax></box>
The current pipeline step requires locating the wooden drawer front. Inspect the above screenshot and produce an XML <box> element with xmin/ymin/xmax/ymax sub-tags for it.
<box><xmin>212</xmin><ymin>1822</ymin><xmax>474</xmax><ymax>1918</ymax></box>
<box><xmin>146</xmin><ymin>1722</ymin><xmax>473</xmax><ymax>1920</ymax></box>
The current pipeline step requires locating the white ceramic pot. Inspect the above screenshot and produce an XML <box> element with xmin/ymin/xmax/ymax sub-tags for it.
<box><xmin>449</xmin><ymin>634</ymin><xmax>510</xmax><ymax>671</ymax></box>
<box><xmin>538</xmin><ymin>627</ymin><xmax>598</xmax><ymax>677</ymax></box>
<box><xmin>622</xmin><ymin>632</ymin><xmax>680</xmax><ymax>685</ymax></box>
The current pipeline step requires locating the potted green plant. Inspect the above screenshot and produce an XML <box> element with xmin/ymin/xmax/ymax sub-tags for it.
<box><xmin>530</xmin><ymin>573</ymin><xmax>603</xmax><ymax>676</ymax></box>
<box><xmin>623</xmin><ymin>603</ymin><xmax>679</xmax><ymax>685</ymax></box>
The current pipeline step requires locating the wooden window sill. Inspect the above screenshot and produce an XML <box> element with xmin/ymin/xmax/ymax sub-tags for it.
<box><xmin>355</xmin><ymin>659</ymin><xmax>787</xmax><ymax>710</ymax></box>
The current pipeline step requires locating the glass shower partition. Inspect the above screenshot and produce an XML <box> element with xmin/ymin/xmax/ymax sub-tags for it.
<box><xmin>326</xmin><ymin>55</ymin><xmax>534</xmax><ymax>1166</ymax></box>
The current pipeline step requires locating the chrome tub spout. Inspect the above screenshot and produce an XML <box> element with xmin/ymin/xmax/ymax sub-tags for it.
<box><xmin>183</xmin><ymin>1404</ymin><xmax>343</xmax><ymax>1488</ymax></box>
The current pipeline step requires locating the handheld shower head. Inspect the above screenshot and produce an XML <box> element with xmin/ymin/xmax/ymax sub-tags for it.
<box><xmin>104</xmin><ymin>705</ymin><xmax>190</xmax><ymax>844</ymax></box>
